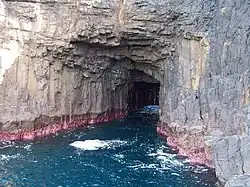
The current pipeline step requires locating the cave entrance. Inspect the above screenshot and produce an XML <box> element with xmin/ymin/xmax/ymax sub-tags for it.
<box><xmin>128</xmin><ymin>70</ymin><xmax>160</xmax><ymax>111</ymax></box>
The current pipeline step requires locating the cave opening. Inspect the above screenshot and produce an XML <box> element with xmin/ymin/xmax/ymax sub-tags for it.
<box><xmin>127</xmin><ymin>69</ymin><xmax>160</xmax><ymax>111</ymax></box>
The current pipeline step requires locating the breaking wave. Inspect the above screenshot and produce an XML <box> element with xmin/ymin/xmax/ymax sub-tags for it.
<box><xmin>148</xmin><ymin>145</ymin><xmax>185</xmax><ymax>167</ymax></box>
<box><xmin>70</xmin><ymin>139</ymin><xmax>128</xmax><ymax>151</ymax></box>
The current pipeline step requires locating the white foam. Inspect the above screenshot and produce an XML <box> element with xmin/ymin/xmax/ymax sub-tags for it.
<box><xmin>148</xmin><ymin>146</ymin><xmax>184</xmax><ymax>167</ymax></box>
<box><xmin>23</xmin><ymin>144</ymin><xmax>32</xmax><ymax>151</ymax></box>
<box><xmin>171</xmin><ymin>172</ymin><xmax>180</xmax><ymax>176</ymax></box>
<box><xmin>114</xmin><ymin>154</ymin><xmax>124</xmax><ymax>159</ymax></box>
<box><xmin>0</xmin><ymin>153</ymin><xmax>22</xmax><ymax>162</ymax></box>
<box><xmin>70</xmin><ymin>140</ymin><xmax>108</xmax><ymax>150</ymax></box>
<box><xmin>0</xmin><ymin>141</ymin><xmax>15</xmax><ymax>149</ymax></box>
<box><xmin>70</xmin><ymin>139</ymin><xmax>127</xmax><ymax>151</ymax></box>
<box><xmin>148</xmin><ymin>147</ymin><xmax>210</xmax><ymax>173</ymax></box>
<box><xmin>127</xmin><ymin>163</ymin><xmax>159</xmax><ymax>170</ymax></box>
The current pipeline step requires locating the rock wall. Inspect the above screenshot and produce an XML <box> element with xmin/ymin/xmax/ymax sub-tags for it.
<box><xmin>158</xmin><ymin>0</ymin><xmax>250</xmax><ymax>185</ymax></box>
<box><xmin>225</xmin><ymin>173</ymin><xmax>250</xmax><ymax>187</ymax></box>
<box><xmin>0</xmin><ymin>0</ymin><xmax>165</xmax><ymax>131</ymax></box>
<box><xmin>0</xmin><ymin>0</ymin><xmax>249</xmax><ymax>185</ymax></box>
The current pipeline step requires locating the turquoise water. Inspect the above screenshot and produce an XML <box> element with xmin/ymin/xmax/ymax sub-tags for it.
<box><xmin>0</xmin><ymin>111</ymin><xmax>217</xmax><ymax>187</ymax></box>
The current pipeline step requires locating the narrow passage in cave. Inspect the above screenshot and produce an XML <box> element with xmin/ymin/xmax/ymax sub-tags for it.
<box><xmin>128</xmin><ymin>81</ymin><xmax>160</xmax><ymax>110</ymax></box>
<box><xmin>127</xmin><ymin>70</ymin><xmax>160</xmax><ymax>111</ymax></box>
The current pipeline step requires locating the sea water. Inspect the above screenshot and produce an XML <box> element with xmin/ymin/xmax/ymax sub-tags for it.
<box><xmin>0</xmin><ymin>109</ymin><xmax>217</xmax><ymax>187</ymax></box>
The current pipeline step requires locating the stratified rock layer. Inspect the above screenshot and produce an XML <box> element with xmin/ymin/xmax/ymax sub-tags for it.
<box><xmin>0</xmin><ymin>0</ymin><xmax>250</xmax><ymax>185</ymax></box>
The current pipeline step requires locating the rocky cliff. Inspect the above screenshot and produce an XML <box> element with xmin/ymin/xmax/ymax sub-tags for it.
<box><xmin>0</xmin><ymin>0</ymin><xmax>249</xmax><ymax>185</ymax></box>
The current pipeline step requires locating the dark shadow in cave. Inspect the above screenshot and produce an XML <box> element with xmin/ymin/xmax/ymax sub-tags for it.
<box><xmin>128</xmin><ymin>70</ymin><xmax>160</xmax><ymax>111</ymax></box>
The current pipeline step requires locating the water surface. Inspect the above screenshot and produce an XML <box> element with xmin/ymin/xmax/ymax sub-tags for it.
<box><xmin>0</xmin><ymin>110</ymin><xmax>217</xmax><ymax>187</ymax></box>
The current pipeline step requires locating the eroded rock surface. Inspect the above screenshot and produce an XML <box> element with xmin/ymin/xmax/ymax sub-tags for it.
<box><xmin>0</xmin><ymin>0</ymin><xmax>250</xmax><ymax>185</ymax></box>
<box><xmin>225</xmin><ymin>173</ymin><xmax>250</xmax><ymax>187</ymax></box>
<box><xmin>212</xmin><ymin>134</ymin><xmax>250</xmax><ymax>184</ymax></box>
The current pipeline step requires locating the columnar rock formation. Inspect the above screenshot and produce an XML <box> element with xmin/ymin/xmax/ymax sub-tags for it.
<box><xmin>0</xmin><ymin>0</ymin><xmax>249</xmax><ymax>185</ymax></box>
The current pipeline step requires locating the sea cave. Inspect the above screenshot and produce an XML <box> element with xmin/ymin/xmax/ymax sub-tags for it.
<box><xmin>0</xmin><ymin>0</ymin><xmax>249</xmax><ymax>186</ymax></box>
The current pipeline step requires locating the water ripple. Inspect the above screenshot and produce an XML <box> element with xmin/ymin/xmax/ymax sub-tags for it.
<box><xmin>0</xmin><ymin>112</ymin><xmax>217</xmax><ymax>187</ymax></box>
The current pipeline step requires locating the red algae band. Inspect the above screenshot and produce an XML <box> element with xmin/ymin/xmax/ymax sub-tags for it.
<box><xmin>0</xmin><ymin>111</ymin><xmax>127</xmax><ymax>141</ymax></box>
<box><xmin>157</xmin><ymin>126</ymin><xmax>213</xmax><ymax>168</ymax></box>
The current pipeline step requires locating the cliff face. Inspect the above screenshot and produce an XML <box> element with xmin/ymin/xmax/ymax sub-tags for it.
<box><xmin>0</xmin><ymin>0</ymin><xmax>249</xmax><ymax>185</ymax></box>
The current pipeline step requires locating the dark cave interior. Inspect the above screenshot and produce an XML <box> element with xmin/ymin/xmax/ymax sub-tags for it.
<box><xmin>128</xmin><ymin>70</ymin><xmax>160</xmax><ymax>111</ymax></box>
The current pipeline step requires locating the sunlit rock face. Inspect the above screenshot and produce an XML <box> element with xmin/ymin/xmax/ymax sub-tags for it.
<box><xmin>225</xmin><ymin>173</ymin><xmax>250</xmax><ymax>187</ymax></box>
<box><xmin>0</xmin><ymin>0</ymin><xmax>249</xmax><ymax>185</ymax></box>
